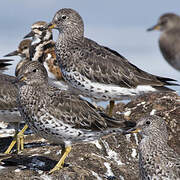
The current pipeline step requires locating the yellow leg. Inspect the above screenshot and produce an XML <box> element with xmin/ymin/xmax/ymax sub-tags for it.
<box><xmin>108</xmin><ymin>100</ymin><xmax>115</xmax><ymax>117</ymax></box>
<box><xmin>4</xmin><ymin>124</ymin><xmax>28</xmax><ymax>154</ymax></box>
<box><xmin>49</xmin><ymin>146</ymin><xmax>72</xmax><ymax>174</ymax></box>
<box><xmin>20</xmin><ymin>133</ymin><xmax>24</xmax><ymax>151</ymax></box>
<box><xmin>17</xmin><ymin>131</ymin><xmax>25</xmax><ymax>152</ymax></box>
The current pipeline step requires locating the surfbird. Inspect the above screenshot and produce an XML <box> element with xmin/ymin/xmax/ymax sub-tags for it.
<box><xmin>125</xmin><ymin>115</ymin><xmax>180</xmax><ymax>179</ymax></box>
<box><xmin>147</xmin><ymin>13</ymin><xmax>180</xmax><ymax>71</ymax></box>
<box><xmin>0</xmin><ymin>39</ymin><xmax>32</xmax><ymax>154</ymax></box>
<box><xmin>48</xmin><ymin>8</ymin><xmax>178</xmax><ymax>117</ymax></box>
<box><xmin>16</xmin><ymin>60</ymin><xmax>135</xmax><ymax>173</ymax></box>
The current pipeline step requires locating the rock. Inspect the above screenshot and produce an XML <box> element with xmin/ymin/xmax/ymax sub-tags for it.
<box><xmin>0</xmin><ymin>92</ymin><xmax>179</xmax><ymax>180</ymax></box>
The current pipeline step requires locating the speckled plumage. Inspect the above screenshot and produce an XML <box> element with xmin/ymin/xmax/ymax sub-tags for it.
<box><xmin>17</xmin><ymin>61</ymin><xmax>135</xmax><ymax>169</ymax></box>
<box><xmin>148</xmin><ymin>13</ymin><xmax>180</xmax><ymax>71</ymax></box>
<box><xmin>49</xmin><ymin>8</ymin><xmax>177</xmax><ymax>103</ymax></box>
<box><xmin>126</xmin><ymin>115</ymin><xmax>180</xmax><ymax>179</ymax></box>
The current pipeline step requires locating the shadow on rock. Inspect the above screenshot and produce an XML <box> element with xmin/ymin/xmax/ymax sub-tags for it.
<box><xmin>2</xmin><ymin>155</ymin><xmax>60</xmax><ymax>172</ymax></box>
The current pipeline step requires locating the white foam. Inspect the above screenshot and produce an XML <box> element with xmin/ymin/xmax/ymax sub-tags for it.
<box><xmin>14</xmin><ymin>168</ymin><xmax>21</xmax><ymax>173</ymax></box>
<box><xmin>102</xmin><ymin>140</ymin><xmax>124</xmax><ymax>166</ymax></box>
<box><xmin>150</xmin><ymin>109</ymin><xmax>156</xmax><ymax>115</ymax></box>
<box><xmin>0</xmin><ymin>122</ymin><xmax>8</xmax><ymax>129</ymax></box>
<box><xmin>91</xmin><ymin>140</ymin><xmax>102</xmax><ymax>150</ymax></box>
<box><xmin>104</xmin><ymin>162</ymin><xmax>114</xmax><ymax>177</ymax></box>
<box><xmin>0</xmin><ymin>129</ymin><xmax>15</xmax><ymax>137</ymax></box>
<box><xmin>124</xmin><ymin>110</ymin><xmax>131</xmax><ymax>117</ymax></box>
<box><xmin>131</xmin><ymin>148</ymin><xmax>137</xmax><ymax>158</ymax></box>
<box><xmin>0</xmin><ymin>166</ymin><xmax>5</xmax><ymax>170</ymax></box>
<box><xmin>119</xmin><ymin>175</ymin><xmax>125</xmax><ymax>180</ymax></box>
<box><xmin>44</xmin><ymin>150</ymin><xmax>51</xmax><ymax>154</ymax></box>
<box><xmin>91</xmin><ymin>171</ymin><xmax>102</xmax><ymax>180</ymax></box>
<box><xmin>38</xmin><ymin>170</ymin><xmax>43</xmax><ymax>174</ymax></box>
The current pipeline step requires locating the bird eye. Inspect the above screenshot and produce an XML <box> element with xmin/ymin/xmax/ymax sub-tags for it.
<box><xmin>160</xmin><ymin>18</ymin><xmax>168</xmax><ymax>25</ymax></box>
<box><xmin>146</xmin><ymin>121</ymin><xmax>150</xmax><ymax>125</ymax></box>
<box><xmin>62</xmin><ymin>15</ymin><xmax>67</xmax><ymax>20</ymax></box>
<box><xmin>38</xmin><ymin>27</ymin><xmax>44</xmax><ymax>31</ymax></box>
<box><xmin>32</xmin><ymin>69</ymin><xmax>37</xmax><ymax>73</ymax></box>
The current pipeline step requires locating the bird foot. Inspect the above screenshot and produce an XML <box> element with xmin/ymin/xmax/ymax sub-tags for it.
<box><xmin>49</xmin><ymin>146</ymin><xmax>72</xmax><ymax>174</ymax></box>
<box><xmin>4</xmin><ymin>124</ymin><xmax>28</xmax><ymax>154</ymax></box>
<box><xmin>49</xmin><ymin>163</ymin><xmax>64</xmax><ymax>174</ymax></box>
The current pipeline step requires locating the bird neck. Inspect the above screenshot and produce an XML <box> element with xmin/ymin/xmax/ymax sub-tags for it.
<box><xmin>20</xmin><ymin>49</ymin><xmax>30</xmax><ymax>59</ymax></box>
<box><xmin>139</xmin><ymin>133</ymin><xmax>168</xmax><ymax>155</ymax></box>
<box><xmin>58</xmin><ymin>27</ymin><xmax>84</xmax><ymax>46</ymax></box>
<box><xmin>15</xmin><ymin>59</ymin><xmax>30</xmax><ymax>77</ymax></box>
<box><xmin>19</xmin><ymin>82</ymin><xmax>48</xmax><ymax>96</ymax></box>
<box><xmin>18</xmin><ymin>84</ymin><xmax>45</xmax><ymax>119</ymax></box>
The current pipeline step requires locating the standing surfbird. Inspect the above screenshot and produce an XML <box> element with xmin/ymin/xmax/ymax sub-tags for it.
<box><xmin>125</xmin><ymin>115</ymin><xmax>180</xmax><ymax>179</ymax></box>
<box><xmin>147</xmin><ymin>13</ymin><xmax>180</xmax><ymax>71</ymax></box>
<box><xmin>48</xmin><ymin>8</ymin><xmax>178</xmax><ymax>116</ymax></box>
<box><xmin>16</xmin><ymin>60</ymin><xmax>135</xmax><ymax>173</ymax></box>
<box><xmin>0</xmin><ymin>39</ymin><xmax>32</xmax><ymax>154</ymax></box>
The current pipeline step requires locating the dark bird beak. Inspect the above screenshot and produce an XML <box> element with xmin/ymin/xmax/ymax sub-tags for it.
<box><xmin>147</xmin><ymin>24</ymin><xmax>161</xmax><ymax>31</ymax></box>
<box><xmin>24</xmin><ymin>31</ymin><xmax>34</xmax><ymax>38</ymax></box>
<box><xmin>4</xmin><ymin>50</ymin><xmax>19</xmax><ymax>57</ymax></box>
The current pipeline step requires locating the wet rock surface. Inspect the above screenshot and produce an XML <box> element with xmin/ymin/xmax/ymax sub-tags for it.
<box><xmin>0</xmin><ymin>92</ymin><xmax>179</xmax><ymax>180</ymax></box>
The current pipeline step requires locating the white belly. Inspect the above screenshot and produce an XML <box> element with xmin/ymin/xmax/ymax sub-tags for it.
<box><xmin>62</xmin><ymin>70</ymin><xmax>156</xmax><ymax>101</ymax></box>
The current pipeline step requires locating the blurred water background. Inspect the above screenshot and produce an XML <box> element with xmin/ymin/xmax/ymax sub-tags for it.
<box><xmin>0</xmin><ymin>0</ymin><xmax>179</xmax><ymax>96</ymax></box>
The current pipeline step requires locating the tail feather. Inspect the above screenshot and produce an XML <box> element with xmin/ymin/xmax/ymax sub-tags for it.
<box><xmin>0</xmin><ymin>59</ymin><xmax>13</xmax><ymax>69</ymax></box>
<box><xmin>156</xmin><ymin>76</ymin><xmax>179</xmax><ymax>86</ymax></box>
<box><xmin>153</xmin><ymin>86</ymin><xmax>176</xmax><ymax>92</ymax></box>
